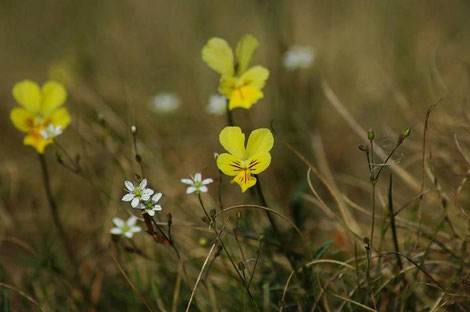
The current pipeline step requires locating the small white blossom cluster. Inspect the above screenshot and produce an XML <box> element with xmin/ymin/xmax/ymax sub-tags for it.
<box><xmin>111</xmin><ymin>178</ymin><xmax>163</xmax><ymax>238</ymax></box>
<box><xmin>283</xmin><ymin>46</ymin><xmax>315</xmax><ymax>71</ymax></box>
<box><xmin>122</xmin><ymin>178</ymin><xmax>162</xmax><ymax>216</ymax></box>
<box><xmin>112</xmin><ymin>172</ymin><xmax>213</xmax><ymax>238</ymax></box>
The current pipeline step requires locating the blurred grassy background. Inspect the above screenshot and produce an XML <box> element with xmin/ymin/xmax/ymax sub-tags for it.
<box><xmin>1</xmin><ymin>0</ymin><xmax>470</xmax><ymax>310</ymax></box>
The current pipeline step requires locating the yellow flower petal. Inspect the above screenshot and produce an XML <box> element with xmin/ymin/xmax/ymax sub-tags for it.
<box><xmin>10</xmin><ymin>108</ymin><xmax>35</xmax><ymax>133</ymax></box>
<box><xmin>23</xmin><ymin>133</ymin><xmax>53</xmax><ymax>154</ymax></box>
<box><xmin>231</xmin><ymin>171</ymin><xmax>257</xmax><ymax>193</ymax></box>
<box><xmin>219</xmin><ymin>126</ymin><xmax>246</xmax><ymax>159</ymax></box>
<box><xmin>41</xmin><ymin>80</ymin><xmax>67</xmax><ymax>114</ymax></box>
<box><xmin>202</xmin><ymin>38</ymin><xmax>234</xmax><ymax>76</ymax></box>
<box><xmin>240</xmin><ymin>66</ymin><xmax>269</xmax><ymax>89</ymax></box>
<box><xmin>236</xmin><ymin>34</ymin><xmax>259</xmax><ymax>75</ymax></box>
<box><xmin>228</xmin><ymin>85</ymin><xmax>263</xmax><ymax>110</ymax></box>
<box><xmin>216</xmin><ymin>153</ymin><xmax>244</xmax><ymax>176</ymax></box>
<box><xmin>12</xmin><ymin>80</ymin><xmax>41</xmax><ymax>114</ymax></box>
<box><xmin>246</xmin><ymin>128</ymin><xmax>274</xmax><ymax>157</ymax></box>
<box><xmin>45</xmin><ymin>108</ymin><xmax>71</xmax><ymax>129</ymax></box>
<box><xmin>218</xmin><ymin>75</ymin><xmax>237</xmax><ymax>98</ymax></box>
<box><xmin>246</xmin><ymin>152</ymin><xmax>271</xmax><ymax>174</ymax></box>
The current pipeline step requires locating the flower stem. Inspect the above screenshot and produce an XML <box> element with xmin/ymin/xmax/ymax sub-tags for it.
<box><xmin>131</xmin><ymin>130</ymin><xmax>145</xmax><ymax>177</ymax></box>
<box><xmin>37</xmin><ymin>154</ymin><xmax>78</xmax><ymax>268</ymax></box>
<box><xmin>255</xmin><ymin>178</ymin><xmax>281</xmax><ymax>238</ymax></box>
<box><xmin>225</xmin><ymin>99</ymin><xmax>234</xmax><ymax>126</ymax></box>
<box><xmin>255</xmin><ymin>178</ymin><xmax>297</xmax><ymax>270</ymax></box>
<box><xmin>197</xmin><ymin>194</ymin><xmax>259</xmax><ymax>310</ymax></box>
<box><xmin>366</xmin><ymin>138</ymin><xmax>375</xmax><ymax>285</ymax></box>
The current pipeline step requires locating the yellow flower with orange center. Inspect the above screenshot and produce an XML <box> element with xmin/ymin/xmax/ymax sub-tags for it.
<box><xmin>202</xmin><ymin>34</ymin><xmax>269</xmax><ymax>110</ymax></box>
<box><xmin>10</xmin><ymin>80</ymin><xmax>71</xmax><ymax>153</ymax></box>
<box><xmin>216</xmin><ymin>126</ymin><xmax>273</xmax><ymax>192</ymax></box>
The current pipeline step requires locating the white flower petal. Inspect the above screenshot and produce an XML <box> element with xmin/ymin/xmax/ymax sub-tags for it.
<box><xmin>147</xmin><ymin>210</ymin><xmax>155</xmax><ymax>216</ymax></box>
<box><xmin>39</xmin><ymin>130</ymin><xmax>48</xmax><ymax>139</ymax></box>
<box><xmin>194</xmin><ymin>173</ymin><xmax>202</xmax><ymax>182</ymax></box>
<box><xmin>124</xmin><ymin>231</ymin><xmax>134</xmax><ymax>238</ymax></box>
<box><xmin>124</xmin><ymin>181</ymin><xmax>135</xmax><ymax>191</ymax></box>
<box><xmin>142</xmin><ymin>189</ymin><xmax>154</xmax><ymax>197</ymax></box>
<box><xmin>127</xmin><ymin>216</ymin><xmax>138</xmax><ymax>226</ymax></box>
<box><xmin>130</xmin><ymin>226</ymin><xmax>142</xmax><ymax>233</ymax></box>
<box><xmin>180</xmin><ymin>179</ymin><xmax>194</xmax><ymax>185</ymax></box>
<box><xmin>112</xmin><ymin>217</ymin><xmax>125</xmax><ymax>227</ymax></box>
<box><xmin>131</xmin><ymin>197</ymin><xmax>140</xmax><ymax>208</ymax></box>
<box><xmin>110</xmin><ymin>227</ymin><xmax>123</xmax><ymax>235</ymax></box>
<box><xmin>153</xmin><ymin>205</ymin><xmax>162</xmax><ymax>211</ymax></box>
<box><xmin>186</xmin><ymin>186</ymin><xmax>197</xmax><ymax>194</ymax></box>
<box><xmin>152</xmin><ymin>193</ymin><xmax>162</xmax><ymax>203</ymax></box>
<box><xmin>140</xmin><ymin>179</ymin><xmax>148</xmax><ymax>189</ymax></box>
<box><xmin>122</xmin><ymin>193</ymin><xmax>135</xmax><ymax>202</ymax></box>
<box><xmin>201</xmin><ymin>178</ymin><xmax>213</xmax><ymax>185</ymax></box>
<box><xmin>199</xmin><ymin>186</ymin><xmax>208</xmax><ymax>193</ymax></box>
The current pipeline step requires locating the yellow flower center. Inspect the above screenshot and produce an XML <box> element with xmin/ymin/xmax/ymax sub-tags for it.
<box><xmin>232</xmin><ymin>79</ymin><xmax>248</xmax><ymax>99</ymax></box>
<box><xmin>26</xmin><ymin>117</ymin><xmax>49</xmax><ymax>138</ymax></box>
<box><xmin>228</xmin><ymin>158</ymin><xmax>261</xmax><ymax>183</ymax></box>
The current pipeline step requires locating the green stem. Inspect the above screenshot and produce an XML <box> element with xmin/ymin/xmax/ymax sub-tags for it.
<box><xmin>255</xmin><ymin>178</ymin><xmax>280</xmax><ymax>238</ymax></box>
<box><xmin>197</xmin><ymin>194</ymin><xmax>258</xmax><ymax>310</ymax></box>
<box><xmin>226</xmin><ymin>99</ymin><xmax>234</xmax><ymax>126</ymax></box>
<box><xmin>38</xmin><ymin>153</ymin><xmax>78</xmax><ymax>268</ymax></box>
<box><xmin>387</xmin><ymin>174</ymin><xmax>403</xmax><ymax>270</ymax></box>
<box><xmin>367</xmin><ymin>139</ymin><xmax>375</xmax><ymax>285</ymax></box>
<box><xmin>255</xmin><ymin>179</ymin><xmax>298</xmax><ymax>273</ymax></box>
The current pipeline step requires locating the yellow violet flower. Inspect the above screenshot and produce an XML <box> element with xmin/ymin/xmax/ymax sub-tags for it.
<box><xmin>10</xmin><ymin>80</ymin><xmax>71</xmax><ymax>153</ymax></box>
<box><xmin>202</xmin><ymin>34</ymin><xmax>269</xmax><ymax>110</ymax></box>
<box><xmin>217</xmin><ymin>126</ymin><xmax>274</xmax><ymax>192</ymax></box>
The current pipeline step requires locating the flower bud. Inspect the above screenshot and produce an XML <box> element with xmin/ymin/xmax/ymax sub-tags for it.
<box><xmin>367</xmin><ymin>129</ymin><xmax>375</xmax><ymax>141</ymax></box>
<box><xmin>131</xmin><ymin>125</ymin><xmax>137</xmax><ymax>135</ymax></box>
<box><xmin>363</xmin><ymin>237</ymin><xmax>370</xmax><ymax>250</ymax></box>
<box><xmin>97</xmin><ymin>113</ymin><xmax>106</xmax><ymax>126</ymax></box>
<box><xmin>398</xmin><ymin>128</ymin><xmax>411</xmax><ymax>144</ymax></box>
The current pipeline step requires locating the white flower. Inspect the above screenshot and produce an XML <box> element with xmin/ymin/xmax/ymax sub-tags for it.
<box><xmin>39</xmin><ymin>124</ymin><xmax>63</xmax><ymax>140</ymax></box>
<box><xmin>181</xmin><ymin>173</ymin><xmax>213</xmax><ymax>194</ymax></box>
<box><xmin>206</xmin><ymin>94</ymin><xmax>227</xmax><ymax>116</ymax></box>
<box><xmin>122</xmin><ymin>179</ymin><xmax>154</xmax><ymax>208</ymax></box>
<box><xmin>110</xmin><ymin>216</ymin><xmax>142</xmax><ymax>238</ymax></box>
<box><xmin>137</xmin><ymin>193</ymin><xmax>162</xmax><ymax>216</ymax></box>
<box><xmin>282</xmin><ymin>46</ymin><xmax>315</xmax><ymax>71</ymax></box>
<box><xmin>150</xmin><ymin>92</ymin><xmax>180</xmax><ymax>113</ymax></box>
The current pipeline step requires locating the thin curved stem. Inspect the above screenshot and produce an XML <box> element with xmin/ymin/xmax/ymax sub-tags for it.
<box><xmin>38</xmin><ymin>153</ymin><xmax>78</xmax><ymax>268</ymax></box>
